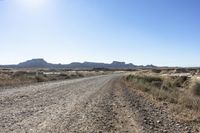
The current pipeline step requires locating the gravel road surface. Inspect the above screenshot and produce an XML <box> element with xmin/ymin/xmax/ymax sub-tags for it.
<box><xmin>0</xmin><ymin>74</ymin><xmax>196</xmax><ymax>133</ymax></box>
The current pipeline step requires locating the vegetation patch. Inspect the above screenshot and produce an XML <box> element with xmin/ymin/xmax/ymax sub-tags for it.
<box><xmin>126</xmin><ymin>74</ymin><xmax>200</xmax><ymax>112</ymax></box>
<box><xmin>190</xmin><ymin>80</ymin><xmax>200</xmax><ymax>96</ymax></box>
<box><xmin>0</xmin><ymin>69</ymin><xmax>110</xmax><ymax>87</ymax></box>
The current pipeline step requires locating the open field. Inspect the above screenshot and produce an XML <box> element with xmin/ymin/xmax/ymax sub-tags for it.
<box><xmin>0</xmin><ymin>69</ymin><xmax>113</xmax><ymax>88</ymax></box>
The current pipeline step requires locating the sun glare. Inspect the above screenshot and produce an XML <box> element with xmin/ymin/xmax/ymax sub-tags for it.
<box><xmin>17</xmin><ymin>0</ymin><xmax>47</xmax><ymax>11</ymax></box>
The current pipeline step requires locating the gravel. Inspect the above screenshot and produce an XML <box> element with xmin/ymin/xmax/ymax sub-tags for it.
<box><xmin>0</xmin><ymin>74</ymin><xmax>197</xmax><ymax>133</ymax></box>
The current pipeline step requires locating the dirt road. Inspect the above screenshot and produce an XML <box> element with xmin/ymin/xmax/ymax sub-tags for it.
<box><xmin>0</xmin><ymin>74</ymin><xmax>196</xmax><ymax>133</ymax></box>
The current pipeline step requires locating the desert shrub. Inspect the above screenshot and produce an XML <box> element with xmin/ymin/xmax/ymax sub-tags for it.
<box><xmin>70</xmin><ymin>74</ymin><xmax>77</xmax><ymax>78</ymax></box>
<box><xmin>172</xmin><ymin>76</ymin><xmax>188</xmax><ymax>87</ymax></box>
<box><xmin>126</xmin><ymin>75</ymin><xmax>180</xmax><ymax>104</ymax></box>
<box><xmin>35</xmin><ymin>75</ymin><xmax>46</xmax><ymax>82</ymax></box>
<box><xmin>136</xmin><ymin>81</ymin><xmax>150</xmax><ymax>92</ymax></box>
<box><xmin>64</xmin><ymin>75</ymin><xmax>70</xmax><ymax>79</ymax></box>
<box><xmin>160</xmin><ymin>76</ymin><xmax>189</xmax><ymax>91</ymax></box>
<box><xmin>144</xmin><ymin>81</ymin><xmax>179</xmax><ymax>104</ymax></box>
<box><xmin>190</xmin><ymin>80</ymin><xmax>200</xmax><ymax>96</ymax></box>
<box><xmin>59</xmin><ymin>73</ymin><xmax>68</xmax><ymax>77</ymax></box>
<box><xmin>151</xmin><ymin>69</ymin><xmax>161</xmax><ymax>73</ymax></box>
<box><xmin>126</xmin><ymin>75</ymin><xmax>134</xmax><ymax>81</ymax></box>
<box><xmin>179</xmin><ymin>95</ymin><xmax>200</xmax><ymax>111</ymax></box>
<box><xmin>59</xmin><ymin>73</ymin><xmax>70</xmax><ymax>79</ymax></box>
<box><xmin>151</xmin><ymin>81</ymin><xmax>163</xmax><ymax>88</ymax></box>
<box><xmin>153</xmin><ymin>87</ymin><xmax>178</xmax><ymax>103</ymax></box>
<box><xmin>174</xmin><ymin>68</ymin><xmax>188</xmax><ymax>73</ymax></box>
<box><xmin>126</xmin><ymin>75</ymin><xmax>162</xmax><ymax>83</ymax></box>
<box><xmin>43</xmin><ymin>74</ymin><xmax>47</xmax><ymax>77</ymax></box>
<box><xmin>140</xmin><ymin>76</ymin><xmax>162</xmax><ymax>83</ymax></box>
<box><xmin>161</xmin><ymin>80</ymin><xmax>173</xmax><ymax>91</ymax></box>
<box><xmin>126</xmin><ymin>74</ymin><xmax>200</xmax><ymax>112</ymax></box>
<box><xmin>13</xmin><ymin>71</ymin><xmax>29</xmax><ymax>77</ymax></box>
<box><xmin>76</xmin><ymin>72</ymin><xmax>84</xmax><ymax>77</ymax></box>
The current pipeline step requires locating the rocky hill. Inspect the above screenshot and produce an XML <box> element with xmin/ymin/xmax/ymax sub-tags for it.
<box><xmin>0</xmin><ymin>59</ymin><xmax>156</xmax><ymax>69</ymax></box>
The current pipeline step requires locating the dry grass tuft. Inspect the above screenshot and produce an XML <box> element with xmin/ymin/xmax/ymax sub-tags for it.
<box><xmin>179</xmin><ymin>94</ymin><xmax>200</xmax><ymax>111</ymax></box>
<box><xmin>126</xmin><ymin>74</ymin><xmax>200</xmax><ymax>112</ymax></box>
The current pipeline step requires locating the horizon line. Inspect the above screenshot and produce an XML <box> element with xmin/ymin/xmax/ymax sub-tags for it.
<box><xmin>0</xmin><ymin>58</ymin><xmax>200</xmax><ymax>68</ymax></box>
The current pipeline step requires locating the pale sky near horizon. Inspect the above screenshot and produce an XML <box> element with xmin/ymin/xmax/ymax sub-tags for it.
<box><xmin>0</xmin><ymin>0</ymin><xmax>200</xmax><ymax>66</ymax></box>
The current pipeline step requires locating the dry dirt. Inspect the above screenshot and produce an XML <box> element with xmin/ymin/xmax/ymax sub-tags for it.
<box><xmin>0</xmin><ymin>74</ymin><xmax>197</xmax><ymax>133</ymax></box>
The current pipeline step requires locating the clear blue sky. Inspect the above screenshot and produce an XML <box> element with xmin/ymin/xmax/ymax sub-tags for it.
<box><xmin>0</xmin><ymin>0</ymin><xmax>200</xmax><ymax>66</ymax></box>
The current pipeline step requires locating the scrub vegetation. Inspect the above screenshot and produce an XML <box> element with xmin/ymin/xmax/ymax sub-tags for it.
<box><xmin>126</xmin><ymin>74</ymin><xmax>200</xmax><ymax>112</ymax></box>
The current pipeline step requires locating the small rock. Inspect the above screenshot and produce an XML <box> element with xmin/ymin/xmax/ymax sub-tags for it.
<box><xmin>157</xmin><ymin>120</ymin><xmax>161</xmax><ymax>124</ymax></box>
<box><xmin>163</xmin><ymin>130</ymin><xmax>168</xmax><ymax>133</ymax></box>
<box><xmin>149</xmin><ymin>126</ymin><xmax>153</xmax><ymax>130</ymax></box>
<box><xmin>163</xmin><ymin>102</ymin><xmax>168</xmax><ymax>106</ymax></box>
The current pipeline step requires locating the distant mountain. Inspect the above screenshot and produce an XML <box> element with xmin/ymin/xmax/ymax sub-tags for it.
<box><xmin>66</xmin><ymin>61</ymin><xmax>137</xmax><ymax>69</ymax></box>
<box><xmin>0</xmin><ymin>59</ymin><xmax>156</xmax><ymax>69</ymax></box>
<box><xmin>145</xmin><ymin>64</ymin><xmax>157</xmax><ymax>68</ymax></box>
<box><xmin>18</xmin><ymin>59</ymin><xmax>50</xmax><ymax>68</ymax></box>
